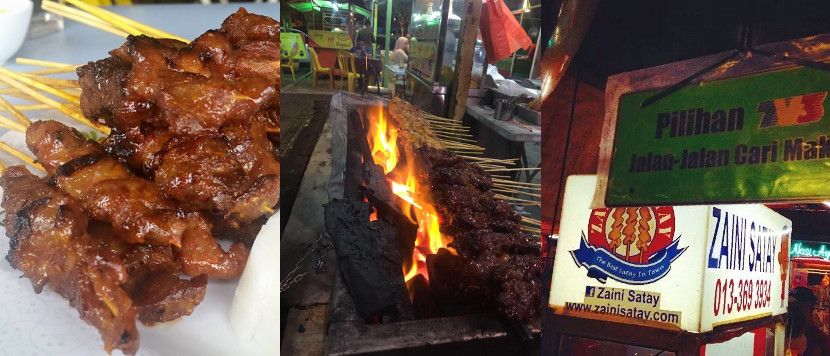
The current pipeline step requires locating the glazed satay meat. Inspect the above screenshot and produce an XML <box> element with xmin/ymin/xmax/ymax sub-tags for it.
<box><xmin>1</xmin><ymin>166</ymin><xmax>139</xmax><ymax>355</ymax></box>
<box><xmin>27</xmin><ymin>120</ymin><xmax>250</xmax><ymax>279</ymax></box>
<box><xmin>87</xmin><ymin>222</ymin><xmax>208</xmax><ymax>324</ymax></box>
<box><xmin>27</xmin><ymin>120</ymin><xmax>186</xmax><ymax>247</ymax></box>
<box><xmin>76</xmin><ymin>9</ymin><xmax>279</xmax><ymax>228</ymax></box>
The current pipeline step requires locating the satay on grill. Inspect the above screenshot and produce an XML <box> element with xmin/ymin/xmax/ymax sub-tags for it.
<box><xmin>26</xmin><ymin>120</ymin><xmax>249</xmax><ymax>279</ymax></box>
<box><xmin>1</xmin><ymin>166</ymin><xmax>139</xmax><ymax>355</ymax></box>
<box><xmin>416</xmin><ymin>147</ymin><xmax>542</xmax><ymax>322</ymax></box>
<box><xmin>76</xmin><ymin>8</ymin><xmax>279</xmax><ymax>229</ymax></box>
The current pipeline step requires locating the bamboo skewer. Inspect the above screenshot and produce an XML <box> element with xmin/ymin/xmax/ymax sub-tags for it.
<box><xmin>42</xmin><ymin>2</ymin><xmax>130</xmax><ymax>38</ymax></box>
<box><xmin>0</xmin><ymin>96</ymin><xmax>31</xmax><ymax>125</ymax></box>
<box><xmin>492</xmin><ymin>178</ymin><xmax>542</xmax><ymax>187</ymax></box>
<box><xmin>432</xmin><ymin>129</ymin><xmax>473</xmax><ymax>137</ymax></box>
<box><xmin>492</xmin><ymin>187</ymin><xmax>542</xmax><ymax>198</ymax></box>
<box><xmin>15</xmin><ymin>58</ymin><xmax>73</xmax><ymax>68</ymax></box>
<box><xmin>0</xmin><ymin>115</ymin><xmax>28</xmax><ymax>133</ymax></box>
<box><xmin>20</xmin><ymin>74</ymin><xmax>80</xmax><ymax>89</ymax></box>
<box><xmin>27</xmin><ymin>65</ymin><xmax>81</xmax><ymax>75</ymax></box>
<box><xmin>0</xmin><ymin>71</ymin><xmax>109</xmax><ymax>135</ymax></box>
<box><xmin>0</xmin><ymin>104</ymin><xmax>50</xmax><ymax>112</ymax></box>
<box><xmin>428</xmin><ymin>125</ymin><xmax>470</xmax><ymax>133</ymax></box>
<box><xmin>484</xmin><ymin>167</ymin><xmax>541</xmax><ymax>172</ymax></box>
<box><xmin>493</xmin><ymin>185</ymin><xmax>541</xmax><ymax>193</ymax></box>
<box><xmin>61</xmin><ymin>0</ymin><xmax>188</xmax><ymax>42</ymax></box>
<box><xmin>494</xmin><ymin>194</ymin><xmax>541</xmax><ymax>205</ymax></box>
<box><xmin>520</xmin><ymin>226</ymin><xmax>542</xmax><ymax>234</ymax></box>
<box><xmin>58</xmin><ymin>0</ymin><xmax>143</xmax><ymax>36</ymax></box>
<box><xmin>436</xmin><ymin>136</ymin><xmax>478</xmax><ymax>144</ymax></box>
<box><xmin>0</xmin><ymin>68</ymin><xmax>80</xmax><ymax>104</ymax></box>
<box><xmin>522</xmin><ymin>216</ymin><xmax>541</xmax><ymax>224</ymax></box>
<box><xmin>459</xmin><ymin>155</ymin><xmax>519</xmax><ymax>164</ymax></box>
<box><xmin>443</xmin><ymin>143</ymin><xmax>485</xmax><ymax>151</ymax></box>
<box><xmin>0</xmin><ymin>142</ymin><xmax>44</xmax><ymax>172</ymax></box>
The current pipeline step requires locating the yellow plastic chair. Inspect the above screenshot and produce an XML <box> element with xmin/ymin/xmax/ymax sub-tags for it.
<box><xmin>281</xmin><ymin>57</ymin><xmax>297</xmax><ymax>83</ymax></box>
<box><xmin>309</xmin><ymin>48</ymin><xmax>334</xmax><ymax>89</ymax></box>
<box><xmin>336</xmin><ymin>51</ymin><xmax>362</xmax><ymax>92</ymax></box>
<box><xmin>80</xmin><ymin>0</ymin><xmax>132</xmax><ymax>5</ymax></box>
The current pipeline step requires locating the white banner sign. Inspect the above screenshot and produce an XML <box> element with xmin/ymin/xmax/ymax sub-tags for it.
<box><xmin>549</xmin><ymin>175</ymin><xmax>790</xmax><ymax>333</ymax></box>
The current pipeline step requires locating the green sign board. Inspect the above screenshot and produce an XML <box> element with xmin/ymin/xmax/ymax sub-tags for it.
<box><xmin>280</xmin><ymin>33</ymin><xmax>307</xmax><ymax>60</ymax></box>
<box><xmin>791</xmin><ymin>240</ymin><xmax>830</xmax><ymax>261</ymax></box>
<box><xmin>607</xmin><ymin>65</ymin><xmax>830</xmax><ymax>205</ymax></box>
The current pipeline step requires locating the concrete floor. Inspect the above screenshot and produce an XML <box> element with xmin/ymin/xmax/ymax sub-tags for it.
<box><xmin>281</xmin><ymin>91</ymin><xmax>336</xmax><ymax>356</ymax></box>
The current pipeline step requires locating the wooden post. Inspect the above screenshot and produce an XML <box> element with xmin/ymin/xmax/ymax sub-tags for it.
<box><xmin>449</xmin><ymin>0</ymin><xmax>483</xmax><ymax>122</ymax></box>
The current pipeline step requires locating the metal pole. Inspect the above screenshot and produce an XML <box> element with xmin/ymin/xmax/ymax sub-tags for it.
<box><xmin>509</xmin><ymin>9</ymin><xmax>525</xmax><ymax>76</ymax></box>
<box><xmin>373</xmin><ymin>1</ymin><xmax>379</xmax><ymax>57</ymax></box>
<box><xmin>385</xmin><ymin>0</ymin><xmax>393</xmax><ymax>66</ymax></box>
<box><xmin>529</xmin><ymin>25</ymin><xmax>542</xmax><ymax>79</ymax></box>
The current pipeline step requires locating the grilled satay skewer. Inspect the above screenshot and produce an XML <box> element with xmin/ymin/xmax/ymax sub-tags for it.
<box><xmin>26</xmin><ymin>120</ymin><xmax>249</xmax><ymax>278</ymax></box>
<box><xmin>1</xmin><ymin>165</ymin><xmax>140</xmax><ymax>355</ymax></box>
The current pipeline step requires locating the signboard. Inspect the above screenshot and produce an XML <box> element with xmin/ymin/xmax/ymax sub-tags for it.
<box><xmin>308</xmin><ymin>30</ymin><xmax>353</xmax><ymax>50</ymax></box>
<box><xmin>550</xmin><ymin>175</ymin><xmax>790</xmax><ymax>332</ymax></box>
<box><xmin>604</xmin><ymin>65</ymin><xmax>830</xmax><ymax>206</ymax></box>
<box><xmin>280</xmin><ymin>32</ymin><xmax>307</xmax><ymax>60</ymax></box>
<box><xmin>790</xmin><ymin>240</ymin><xmax>830</xmax><ymax>261</ymax></box>
<box><xmin>698</xmin><ymin>204</ymin><xmax>790</xmax><ymax>331</ymax></box>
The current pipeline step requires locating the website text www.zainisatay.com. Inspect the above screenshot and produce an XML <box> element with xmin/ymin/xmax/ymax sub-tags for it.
<box><xmin>563</xmin><ymin>301</ymin><xmax>681</xmax><ymax>325</ymax></box>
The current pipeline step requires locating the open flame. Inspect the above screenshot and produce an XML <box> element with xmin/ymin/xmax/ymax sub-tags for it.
<box><xmin>365</xmin><ymin>106</ymin><xmax>452</xmax><ymax>286</ymax></box>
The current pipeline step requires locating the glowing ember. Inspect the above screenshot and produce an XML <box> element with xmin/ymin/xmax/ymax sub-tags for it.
<box><xmin>365</xmin><ymin>105</ymin><xmax>453</xmax><ymax>286</ymax></box>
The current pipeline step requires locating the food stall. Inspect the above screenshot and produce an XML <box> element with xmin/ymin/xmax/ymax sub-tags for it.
<box><xmin>544</xmin><ymin>30</ymin><xmax>830</xmax><ymax>355</ymax></box>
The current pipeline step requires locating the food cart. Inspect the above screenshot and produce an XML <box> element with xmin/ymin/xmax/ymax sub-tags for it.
<box><xmin>545</xmin><ymin>33</ymin><xmax>830</xmax><ymax>355</ymax></box>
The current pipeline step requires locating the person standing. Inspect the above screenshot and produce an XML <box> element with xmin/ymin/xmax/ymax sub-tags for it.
<box><xmin>790</xmin><ymin>287</ymin><xmax>830</xmax><ymax>356</ymax></box>
<box><xmin>354</xmin><ymin>21</ymin><xmax>375</xmax><ymax>57</ymax></box>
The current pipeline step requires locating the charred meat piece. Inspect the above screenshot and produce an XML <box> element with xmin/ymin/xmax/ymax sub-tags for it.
<box><xmin>1</xmin><ymin>166</ymin><xmax>139</xmax><ymax>355</ymax></box>
<box><xmin>220</xmin><ymin>7</ymin><xmax>279</xmax><ymax>48</ymax></box>
<box><xmin>416</xmin><ymin>146</ymin><xmax>541</xmax><ymax>322</ymax></box>
<box><xmin>76</xmin><ymin>56</ymin><xmax>131</xmax><ymax>126</ymax></box>
<box><xmin>87</xmin><ymin>221</ymin><xmax>209</xmax><ymax>325</ymax></box>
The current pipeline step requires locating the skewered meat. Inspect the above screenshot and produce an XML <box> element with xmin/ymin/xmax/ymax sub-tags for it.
<box><xmin>27</xmin><ymin>120</ymin><xmax>187</xmax><ymax>247</ymax></box>
<box><xmin>416</xmin><ymin>147</ymin><xmax>541</xmax><ymax>322</ymax></box>
<box><xmin>0</xmin><ymin>8</ymin><xmax>278</xmax><ymax>355</ymax></box>
<box><xmin>26</xmin><ymin>120</ymin><xmax>249</xmax><ymax>279</ymax></box>
<box><xmin>1</xmin><ymin>166</ymin><xmax>139</xmax><ymax>355</ymax></box>
<box><xmin>76</xmin><ymin>8</ymin><xmax>279</xmax><ymax>226</ymax></box>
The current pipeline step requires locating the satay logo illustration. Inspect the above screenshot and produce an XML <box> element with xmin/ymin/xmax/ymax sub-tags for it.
<box><xmin>757</xmin><ymin>92</ymin><xmax>827</xmax><ymax>128</ymax></box>
<box><xmin>571</xmin><ymin>207</ymin><xmax>687</xmax><ymax>285</ymax></box>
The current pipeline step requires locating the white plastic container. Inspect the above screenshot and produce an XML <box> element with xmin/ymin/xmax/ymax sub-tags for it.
<box><xmin>0</xmin><ymin>0</ymin><xmax>33</xmax><ymax>64</ymax></box>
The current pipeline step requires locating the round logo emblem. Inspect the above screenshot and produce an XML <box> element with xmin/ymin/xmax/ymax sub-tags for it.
<box><xmin>571</xmin><ymin>206</ymin><xmax>686</xmax><ymax>285</ymax></box>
